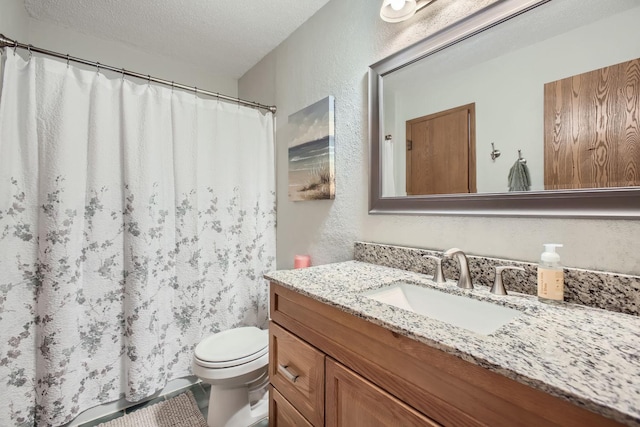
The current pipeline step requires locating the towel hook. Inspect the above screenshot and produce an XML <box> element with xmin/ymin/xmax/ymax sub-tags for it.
<box><xmin>518</xmin><ymin>149</ymin><xmax>527</xmax><ymax>164</ymax></box>
<box><xmin>491</xmin><ymin>142</ymin><xmax>501</xmax><ymax>161</ymax></box>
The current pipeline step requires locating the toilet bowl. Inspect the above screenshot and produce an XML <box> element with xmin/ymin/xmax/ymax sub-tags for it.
<box><xmin>193</xmin><ymin>327</ymin><xmax>269</xmax><ymax>427</ymax></box>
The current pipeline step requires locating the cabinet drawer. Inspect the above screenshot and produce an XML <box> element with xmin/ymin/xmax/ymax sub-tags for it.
<box><xmin>269</xmin><ymin>387</ymin><xmax>313</xmax><ymax>427</ymax></box>
<box><xmin>269</xmin><ymin>322</ymin><xmax>324</xmax><ymax>427</ymax></box>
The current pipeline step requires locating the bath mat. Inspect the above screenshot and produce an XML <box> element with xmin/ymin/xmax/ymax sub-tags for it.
<box><xmin>97</xmin><ymin>391</ymin><xmax>208</xmax><ymax>427</ymax></box>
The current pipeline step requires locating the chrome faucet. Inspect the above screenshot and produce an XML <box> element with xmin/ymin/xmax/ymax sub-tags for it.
<box><xmin>443</xmin><ymin>248</ymin><xmax>473</xmax><ymax>289</ymax></box>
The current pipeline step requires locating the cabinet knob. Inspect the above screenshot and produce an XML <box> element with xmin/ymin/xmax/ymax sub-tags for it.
<box><xmin>278</xmin><ymin>364</ymin><xmax>299</xmax><ymax>383</ymax></box>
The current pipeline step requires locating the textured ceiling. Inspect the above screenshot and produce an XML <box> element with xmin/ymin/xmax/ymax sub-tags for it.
<box><xmin>24</xmin><ymin>0</ymin><xmax>331</xmax><ymax>79</ymax></box>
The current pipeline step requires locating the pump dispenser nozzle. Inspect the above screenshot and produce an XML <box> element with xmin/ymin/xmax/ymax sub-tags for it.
<box><xmin>541</xmin><ymin>243</ymin><xmax>563</xmax><ymax>263</ymax></box>
<box><xmin>543</xmin><ymin>243</ymin><xmax>563</xmax><ymax>252</ymax></box>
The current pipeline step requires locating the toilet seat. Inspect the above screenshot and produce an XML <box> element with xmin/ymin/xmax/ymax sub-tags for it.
<box><xmin>193</xmin><ymin>326</ymin><xmax>270</xmax><ymax>427</ymax></box>
<box><xmin>194</xmin><ymin>327</ymin><xmax>268</xmax><ymax>369</ymax></box>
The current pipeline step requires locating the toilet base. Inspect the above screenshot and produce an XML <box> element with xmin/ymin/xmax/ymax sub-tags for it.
<box><xmin>206</xmin><ymin>384</ymin><xmax>268</xmax><ymax>427</ymax></box>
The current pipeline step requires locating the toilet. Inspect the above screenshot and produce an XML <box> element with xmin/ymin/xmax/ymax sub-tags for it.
<box><xmin>193</xmin><ymin>327</ymin><xmax>269</xmax><ymax>427</ymax></box>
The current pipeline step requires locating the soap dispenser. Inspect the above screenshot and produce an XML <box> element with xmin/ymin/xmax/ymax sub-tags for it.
<box><xmin>537</xmin><ymin>243</ymin><xmax>564</xmax><ymax>303</ymax></box>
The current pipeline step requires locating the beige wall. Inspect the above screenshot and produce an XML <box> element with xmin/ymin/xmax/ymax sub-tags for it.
<box><xmin>239</xmin><ymin>0</ymin><xmax>640</xmax><ymax>275</ymax></box>
<box><xmin>26</xmin><ymin>19</ymin><xmax>237</xmax><ymax>95</ymax></box>
<box><xmin>0</xmin><ymin>0</ymin><xmax>29</xmax><ymax>41</ymax></box>
<box><xmin>1</xmin><ymin>0</ymin><xmax>237</xmax><ymax>97</ymax></box>
<box><xmin>0</xmin><ymin>0</ymin><xmax>29</xmax><ymax>96</ymax></box>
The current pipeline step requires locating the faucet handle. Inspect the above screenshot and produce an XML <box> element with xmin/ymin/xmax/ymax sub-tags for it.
<box><xmin>491</xmin><ymin>266</ymin><xmax>525</xmax><ymax>295</ymax></box>
<box><xmin>422</xmin><ymin>255</ymin><xmax>445</xmax><ymax>284</ymax></box>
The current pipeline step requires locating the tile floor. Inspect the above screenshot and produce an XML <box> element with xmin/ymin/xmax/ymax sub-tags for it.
<box><xmin>78</xmin><ymin>382</ymin><xmax>269</xmax><ymax>427</ymax></box>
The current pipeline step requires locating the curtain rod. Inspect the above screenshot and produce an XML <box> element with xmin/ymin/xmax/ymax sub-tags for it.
<box><xmin>0</xmin><ymin>34</ymin><xmax>277</xmax><ymax>114</ymax></box>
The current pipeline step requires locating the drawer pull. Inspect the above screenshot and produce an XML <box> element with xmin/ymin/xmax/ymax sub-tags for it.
<box><xmin>278</xmin><ymin>364</ymin><xmax>299</xmax><ymax>383</ymax></box>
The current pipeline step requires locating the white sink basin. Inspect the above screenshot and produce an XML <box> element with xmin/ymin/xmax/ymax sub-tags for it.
<box><xmin>362</xmin><ymin>282</ymin><xmax>521</xmax><ymax>335</ymax></box>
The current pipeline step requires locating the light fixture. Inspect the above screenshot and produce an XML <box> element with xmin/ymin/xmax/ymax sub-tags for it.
<box><xmin>380</xmin><ymin>0</ymin><xmax>436</xmax><ymax>23</ymax></box>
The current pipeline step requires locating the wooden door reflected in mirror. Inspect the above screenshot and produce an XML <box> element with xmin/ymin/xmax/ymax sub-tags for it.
<box><xmin>406</xmin><ymin>103</ymin><xmax>476</xmax><ymax>195</ymax></box>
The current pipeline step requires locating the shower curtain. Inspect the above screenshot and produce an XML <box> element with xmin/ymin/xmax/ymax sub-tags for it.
<box><xmin>381</xmin><ymin>138</ymin><xmax>396</xmax><ymax>197</ymax></box>
<box><xmin>0</xmin><ymin>52</ymin><xmax>275</xmax><ymax>426</ymax></box>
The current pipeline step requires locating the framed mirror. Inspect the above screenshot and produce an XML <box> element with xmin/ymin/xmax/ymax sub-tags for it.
<box><xmin>369</xmin><ymin>0</ymin><xmax>640</xmax><ymax>217</ymax></box>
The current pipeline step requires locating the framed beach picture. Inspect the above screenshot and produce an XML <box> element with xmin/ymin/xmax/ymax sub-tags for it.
<box><xmin>288</xmin><ymin>96</ymin><xmax>335</xmax><ymax>201</ymax></box>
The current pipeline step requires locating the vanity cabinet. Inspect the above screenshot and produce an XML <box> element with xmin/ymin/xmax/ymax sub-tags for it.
<box><xmin>269</xmin><ymin>322</ymin><xmax>324</xmax><ymax>426</ymax></box>
<box><xmin>325</xmin><ymin>357</ymin><xmax>439</xmax><ymax>426</ymax></box>
<box><xmin>270</xmin><ymin>388</ymin><xmax>313</xmax><ymax>427</ymax></box>
<box><xmin>268</xmin><ymin>282</ymin><xmax>623</xmax><ymax>426</ymax></box>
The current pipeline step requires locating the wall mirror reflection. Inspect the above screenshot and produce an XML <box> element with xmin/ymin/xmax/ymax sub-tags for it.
<box><xmin>370</xmin><ymin>0</ymin><xmax>640</xmax><ymax>217</ymax></box>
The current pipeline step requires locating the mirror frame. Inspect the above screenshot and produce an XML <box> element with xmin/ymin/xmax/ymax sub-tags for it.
<box><xmin>369</xmin><ymin>0</ymin><xmax>640</xmax><ymax>218</ymax></box>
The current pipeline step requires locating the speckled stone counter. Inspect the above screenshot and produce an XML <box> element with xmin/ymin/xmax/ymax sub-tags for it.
<box><xmin>354</xmin><ymin>241</ymin><xmax>640</xmax><ymax>316</ymax></box>
<box><xmin>265</xmin><ymin>261</ymin><xmax>640</xmax><ymax>426</ymax></box>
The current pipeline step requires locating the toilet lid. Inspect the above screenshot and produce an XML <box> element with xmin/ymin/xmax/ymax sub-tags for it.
<box><xmin>195</xmin><ymin>327</ymin><xmax>268</xmax><ymax>364</ymax></box>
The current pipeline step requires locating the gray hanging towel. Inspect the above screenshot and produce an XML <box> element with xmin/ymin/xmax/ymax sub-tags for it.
<box><xmin>508</xmin><ymin>160</ymin><xmax>531</xmax><ymax>191</ymax></box>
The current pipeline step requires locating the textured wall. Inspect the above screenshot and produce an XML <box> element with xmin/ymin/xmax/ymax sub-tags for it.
<box><xmin>0</xmin><ymin>2</ymin><xmax>237</xmax><ymax>97</ymax></box>
<box><xmin>25</xmin><ymin>19</ymin><xmax>238</xmax><ymax>96</ymax></box>
<box><xmin>0</xmin><ymin>0</ymin><xmax>30</xmax><ymax>41</ymax></box>
<box><xmin>23</xmin><ymin>0</ymin><xmax>331</xmax><ymax>79</ymax></box>
<box><xmin>239</xmin><ymin>0</ymin><xmax>640</xmax><ymax>276</ymax></box>
<box><xmin>0</xmin><ymin>0</ymin><xmax>29</xmax><ymax>98</ymax></box>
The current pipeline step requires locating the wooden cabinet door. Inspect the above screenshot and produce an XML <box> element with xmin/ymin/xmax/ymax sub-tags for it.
<box><xmin>270</xmin><ymin>322</ymin><xmax>325</xmax><ymax>427</ymax></box>
<box><xmin>325</xmin><ymin>358</ymin><xmax>441</xmax><ymax>427</ymax></box>
<box><xmin>544</xmin><ymin>58</ymin><xmax>640</xmax><ymax>189</ymax></box>
<box><xmin>406</xmin><ymin>103</ymin><xmax>476</xmax><ymax>195</ymax></box>
<box><xmin>269</xmin><ymin>387</ymin><xmax>313</xmax><ymax>427</ymax></box>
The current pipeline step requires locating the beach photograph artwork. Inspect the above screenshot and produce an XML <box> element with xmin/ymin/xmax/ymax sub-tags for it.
<box><xmin>288</xmin><ymin>96</ymin><xmax>335</xmax><ymax>201</ymax></box>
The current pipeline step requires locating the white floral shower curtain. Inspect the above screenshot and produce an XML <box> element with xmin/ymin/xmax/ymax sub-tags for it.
<box><xmin>0</xmin><ymin>52</ymin><xmax>275</xmax><ymax>426</ymax></box>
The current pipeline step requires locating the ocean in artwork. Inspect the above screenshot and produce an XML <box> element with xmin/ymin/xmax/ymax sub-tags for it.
<box><xmin>288</xmin><ymin>96</ymin><xmax>335</xmax><ymax>201</ymax></box>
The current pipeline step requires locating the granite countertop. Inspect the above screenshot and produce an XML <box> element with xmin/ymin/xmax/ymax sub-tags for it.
<box><xmin>265</xmin><ymin>260</ymin><xmax>640</xmax><ymax>426</ymax></box>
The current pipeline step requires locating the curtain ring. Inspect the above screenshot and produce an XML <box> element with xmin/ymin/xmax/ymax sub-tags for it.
<box><xmin>121</xmin><ymin>68</ymin><xmax>125</xmax><ymax>81</ymax></box>
<box><xmin>194</xmin><ymin>87</ymin><xmax>198</xmax><ymax>98</ymax></box>
<box><xmin>27</xmin><ymin>44</ymin><xmax>32</xmax><ymax>61</ymax></box>
<box><xmin>96</xmin><ymin>62</ymin><xmax>101</xmax><ymax>75</ymax></box>
<box><xmin>147</xmin><ymin>75</ymin><xmax>151</xmax><ymax>86</ymax></box>
<box><xmin>66</xmin><ymin>54</ymin><xmax>70</xmax><ymax>68</ymax></box>
<box><xmin>13</xmin><ymin>40</ymin><xmax>18</xmax><ymax>56</ymax></box>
